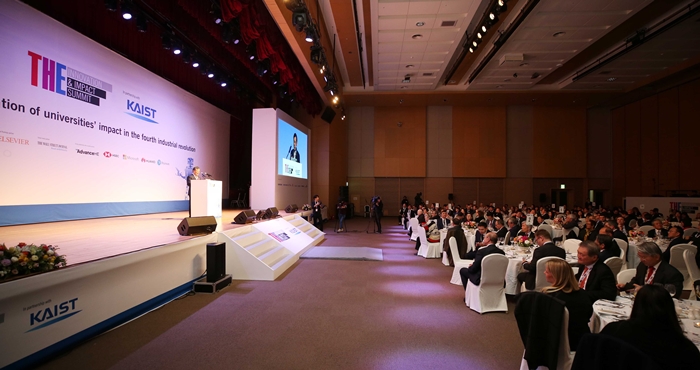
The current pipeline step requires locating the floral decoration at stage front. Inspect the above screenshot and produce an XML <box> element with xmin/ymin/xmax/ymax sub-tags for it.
<box><xmin>0</xmin><ymin>243</ymin><xmax>67</xmax><ymax>281</ymax></box>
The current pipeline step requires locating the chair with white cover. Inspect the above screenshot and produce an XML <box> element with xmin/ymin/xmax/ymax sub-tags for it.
<box><xmin>684</xmin><ymin>228</ymin><xmax>699</xmax><ymax>238</ymax></box>
<box><xmin>465</xmin><ymin>254</ymin><xmax>509</xmax><ymax>314</ymax></box>
<box><xmin>409</xmin><ymin>218</ymin><xmax>419</xmax><ymax>241</ymax></box>
<box><xmin>669</xmin><ymin>244</ymin><xmax>697</xmax><ymax>290</ymax></box>
<box><xmin>683</xmin><ymin>249</ymin><xmax>700</xmax><ymax>285</ymax></box>
<box><xmin>518</xmin><ymin>307</ymin><xmax>574</xmax><ymax>370</ymax></box>
<box><xmin>543</xmin><ymin>219</ymin><xmax>554</xmax><ymax>225</ymax></box>
<box><xmin>617</xmin><ymin>248</ymin><xmax>625</xmax><ymax>263</ymax></box>
<box><xmin>617</xmin><ymin>269</ymin><xmax>636</xmax><ymax>285</ymax></box>
<box><xmin>450</xmin><ymin>237</ymin><xmax>473</xmax><ymax>285</ymax></box>
<box><xmin>638</xmin><ymin>225</ymin><xmax>654</xmax><ymax>235</ymax></box>
<box><xmin>563</xmin><ymin>239</ymin><xmax>581</xmax><ymax>254</ymax></box>
<box><xmin>613</xmin><ymin>238</ymin><xmax>628</xmax><ymax>263</ymax></box>
<box><xmin>604</xmin><ymin>257</ymin><xmax>625</xmax><ymax>278</ymax></box>
<box><xmin>521</xmin><ymin>256</ymin><xmax>564</xmax><ymax>292</ymax></box>
<box><xmin>538</xmin><ymin>224</ymin><xmax>554</xmax><ymax>239</ymax></box>
<box><xmin>416</xmin><ymin>225</ymin><xmax>441</xmax><ymax>258</ymax></box>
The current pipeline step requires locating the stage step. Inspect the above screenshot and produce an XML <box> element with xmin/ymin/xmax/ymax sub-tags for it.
<box><xmin>245</xmin><ymin>239</ymin><xmax>278</xmax><ymax>258</ymax></box>
<box><xmin>259</xmin><ymin>246</ymin><xmax>291</xmax><ymax>268</ymax></box>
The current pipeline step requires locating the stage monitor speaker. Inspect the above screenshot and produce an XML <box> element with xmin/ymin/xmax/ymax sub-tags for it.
<box><xmin>321</xmin><ymin>106</ymin><xmax>336</xmax><ymax>124</ymax></box>
<box><xmin>233</xmin><ymin>210</ymin><xmax>257</xmax><ymax>224</ymax></box>
<box><xmin>265</xmin><ymin>207</ymin><xmax>279</xmax><ymax>219</ymax></box>
<box><xmin>256</xmin><ymin>210</ymin><xmax>267</xmax><ymax>220</ymax></box>
<box><xmin>339</xmin><ymin>186</ymin><xmax>349</xmax><ymax>202</ymax></box>
<box><xmin>177</xmin><ymin>216</ymin><xmax>217</xmax><ymax>236</ymax></box>
<box><xmin>285</xmin><ymin>204</ymin><xmax>298</xmax><ymax>213</ymax></box>
<box><xmin>206</xmin><ymin>242</ymin><xmax>226</xmax><ymax>283</ymax></box>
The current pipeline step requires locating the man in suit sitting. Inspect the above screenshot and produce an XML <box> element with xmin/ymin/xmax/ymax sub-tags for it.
<box><xmin>437</xmin><ymin>210</ymin><xmax>451</xmax><ymax>230</ymax></box>
<box><xmin>596</xmin><ymin>233</ymin><xmax>621</xmax><ymax>262</ymax></box>
<box><xmin>465</xmin><ymin>222</ymin><xmax>489</xmax><ymax>260</ymax></box>
<box><xmin>506</xmin><ymin>217</ymin><xmax>521</xmax><ymax>244</ymax></box>
<box><xmin>576</xmin><ymin>241</ymin><xmax>617</xmax><ymax>302</ymax></box>
<box><xmin>460</xmin><ymin>232</ymin><xmax>505</xmax><ymax>289</ymax></box>
<box><xmin>579</xmin><ymin>217</ymin><xmax>597</xmax><ymax>241</ymax></box>
<box><xmin>495</xmin><ymin>219</ymin><xmax>508</xmax><ymax>240</ymax></box>
<box><xmin>517</xmin><ymin>222</ymin><xmax>535</xmax><ymax>239</ymax></box>
<box><xmin>517</xmin><ymin>229</ymin><xmax>566</xmax><ymax>291</ymax></box>
<box><xmin>617</xmin><ymin>242</ymin><xmax>684</xmax><ymax>299</ymax></box>
<box><xmin>647</xmin><ymin>219</ymin><xmax>668</xmax><ymax>238</ymax></box>
<box><xmin>661</xmin><ymin>226</ymin><xmax>686</xmax><ymax>263</ymax></box>
<box><xmin>606</xmin><ymin>220</ymin><xmax>628</xmax><ymax>244</ymax></box>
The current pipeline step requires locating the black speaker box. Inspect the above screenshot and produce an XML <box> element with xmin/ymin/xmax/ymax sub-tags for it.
<box><xmin>285</xmin><ymin>204</ymin><xmax>298</xmax><ymax>213</ymax></box>
<box><xmin>177</xmin><ymin>216</ymin><xmax>217</xmax><ymax>236</ymax></box>
<box><xmin>265</xmin><ymin>207</ymin><xmax>279</xmax><ymax>219</ymax></box>
<box><xmin>321</xmin><ymin>106</ymin><xmax>336</xmax><ymax>124</ymax></box>
<box><xmin>256</xmin><ymin>210</ymin><xmax>267</xmax><ymax>220</ymax></box>
<box><xmin>233</xmin><ymin>210</ymin><xmax>257</xmax><ymax>224</ymax></box>
<box><xmin>206</xmin><ymin>242</ymin><xmax>226</xmax><ymax>283</ymax></box>
<box><xmin>339</xmin><ymin>186</ymin><xmax>349</xmax><ymax>202</ymax></box>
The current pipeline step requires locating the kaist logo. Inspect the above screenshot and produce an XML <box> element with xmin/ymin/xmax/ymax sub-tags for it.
<box><xmin>125</xmin><ymin>100</ymin><xmax>158</xmax><ymax>123</ymax></box>
<box><xmin>27</xmin><ymin>51</ymin><xmax>112</xmax><ymax>106</ymax></box>
<box><xmin>26</xmin><ymin>298</ymin><xmax>80</xmax><ymax>333</ymax></box>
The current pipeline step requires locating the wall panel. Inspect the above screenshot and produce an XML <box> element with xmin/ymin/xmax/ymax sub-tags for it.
<box><xmin>375</xmin><ymin>178</ymin><xmax>400</xmax><ymax>216</ymax></box>
<box><xmin>453</xmin><ymin>178</ymin><xmax>478</xmax><ymax>206</ymax></box>
<box><xmin>505</xmin><ymin>178</ymin><xmax>533</xmax><ymax>205</ymax></box>
<box><xmin>425</xmin><ymin>177</ymin><xmax>453</xmax><ymax>207</ymax></box>
<box><xmin>532</xmin><ymin>107</ymin><xmax>587</xmax><ymax>178</ymax></box>
<box><xmin>348</xmin><ymin>177</ymin><xmax>375</xmax><ymax>214</ymax></box>
<box><xmin>374</xmin><ymin>106</ymin><xmax>426</xmax><ymax>177</ymax></box>
<box><xmin>427</xmin><ymin>106</ymin><xmax>453</xmax><ymax>177</ymax></box>
<box><xmin>638</xmin><ymin>96</ymin><xmax>659</xmax><ymax>195</ymax></box>
<box><xmin>479</xmin><ymin>179</ymin><xmax>504</xmax><ymax>205</ymax></box>
<box><xmin>611</xmin><ymin>108</ymin><xmax>626</xmax><ymax>206</ymax></box>
<box><xmin>624</xmin><ymin>101</ymin><xmax>641</xmax><ymax>196</ymax></box>
<box><xmin>657</xmin><ymin>88</ymin><xmax>680</xmax><ymax>193</ymax></box>
<box><xmin>452</xmin><ymin>106</ymin><xmax>506</xmax><ymax>177</ymax></box>
<box><xmin>678</xmin><ymin>79</ymin><xmax>700</xmax><ymax>191</ymax></box>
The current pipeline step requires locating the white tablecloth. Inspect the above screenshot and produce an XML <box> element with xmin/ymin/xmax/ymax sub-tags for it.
<box><xmin>592</xmin><ymin>296</ymin><xmax>700</xmax><ymax>349</ymax></box>
<box><xmin>502</xmin><ymin>246</ymin><xmax>578</xmax><ymax>295</ymax></box>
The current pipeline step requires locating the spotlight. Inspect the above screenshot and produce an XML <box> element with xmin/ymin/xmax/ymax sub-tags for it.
<box><xmin>172</xmin><ymin>41</ymin><xmax>182</xmax><ymax>55</ymax></box>
<box><xmin>481</xmin><ymin>25</ymin><xmax>488</xmax><ymax>33</ymax></box>
<box><xmin>136</xmin><ymin>15</ymin><xmax>148</xmax><ymax>32</ymax></box>
<box><xmin>105</xmin><ymin>0</ymin><xmax>118</xmax><ymax>12</ymax></box>
<box><xmin>121</xmin><ymin>1</ymin><xmax>133</xmax><ymax>20</ymax></box>
<box><xmin>247</xmin><ymin>43</ymin><xmax>256</xmax><ymax>61</ymax></box>
<box><xmin>272</xmin><ymin>74</ymin><xmax>279</xmax><ymax>85</ymax></box>
<box><xmin>341</xmin><ymin>114</ymin><xmax>346</xmax><ymax>120</ymax></box>
<box><xmin>477</xmin><ymin>32</ymin><xmax>482</xmax><ymax>39</ymax></box>
<box><xmin>257</xmin><ymin>61</ymin><xmax>268</xmax><ymax>77</ymax></box>
<box><xmin>489</xmin><ymin>12</ymin><xmax>498</xmax><ymax>22</ymax></box>
<box><xmin>323</xmin><ymin>75</ymin><xmax>328</xmax><ymax>82</ymax></box>
<box><xmin>210</xmin><ymin>5</ymin><xmax>223</xmax><ymax>25</ymax></box>
<box><xmin>220</xmin><ymin>81</ymin><xmax>227</xmax><ymax>87</ymax></box>
<box><xmin>292</xmin><ymin>11</ymin><xmax>307</xmax><ymax>33</ymax></box>
<box><xmin>472</xmin><ymin>40</ymin><xmax>478</xmax><ymax>47</ymax></box>
<box><xmin>310</xmin><ymin>45</ymin><xmax>323</xmax><ymax>65</ymax></box>
<box><xmin>330</xmin><ymin>90</ymin><xmax>335</xmax><ymax>96</ymax></box>
<box><xmin>469</xmin><ymin>47</ymin><xmax>474</xmax><ymax>53</ymax></box>
<box><xmin>496</xmin><ymin>0</ymin><xmax>508</xmax><ymax>13</ymax></box>
<box><xmin>305</xmin><ymin>27</ymin><xmax>315</xmax><ymax>43</ymax></box>
<box><xmin>207</xmin><ymin>68</ymin><xmax>214</xmax><ymax>78</ymax></box>
<box><xmin>284</xmin><ymin>0</ymin><xmax>304</xmax><ymax>11</ymax></box>
<box><xmin>161</xmin><ymin>33</ymin><xmax>172</xmax><ymax>50</ymax></box>
<box><xmin>192</xmin><ymin>61</ymin><xmax>200</xmax><ymax>68</ymax></box>
<box><xmin>222</xmin><ymin>23</ymin><xmax>241</xmax><ymax>45</ymax></box>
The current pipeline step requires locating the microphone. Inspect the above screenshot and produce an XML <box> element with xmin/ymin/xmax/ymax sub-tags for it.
<box><xmin>202</xmin><ymin>172</ymin><xmax>212</xmax><ymax>178</ymax></box>
<box><xmin>286</xmin><ymin>146</ymin><xmax>292</xmax><ymax>159</ymax></box>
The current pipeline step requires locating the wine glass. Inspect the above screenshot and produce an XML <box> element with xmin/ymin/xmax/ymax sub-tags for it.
<box><xmin>695</xmin><ymin>285</ymin><xmax>700</xmax><ymax>301</ymax></box>
<box><xmin>665</xmin><ymin>284</ymin><xmax>677</xmax><ymax>298</ymax></box>
<box><xmin>498</xmin><ymin>237</ymin><xmax>504</xmax><ymax>246</ymax></box>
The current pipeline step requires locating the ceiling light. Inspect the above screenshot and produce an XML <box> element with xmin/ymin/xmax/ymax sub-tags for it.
<box><xmin>489</xmin><ymin>12</ymin><xmax>498</xmax><ymax>22</ymax></box>
<box><xmin>341</xmin><ymin>114</ymin><xmax>346</xmax><ymax>120</ymax></box>
<box><xmin>400</xmin><ymin>86</ymin><xmax>408</xmax><ymax>89</ymax></box>
<box><xmin>519</xmin><ymin>62</ymin><xmax>529</xmax><ymax>67</ymax></box>
<box><xmin>411</xmin><ymin>34</ymin><xmax>423</xmax><ymax>39</ymax></box>
<box><xmin>531</xmin><ymin>72</ymin><xmax>540</xmax><ymax>79</ymax></box>
<box><xmin>406</xmin><ymin>64</ymin><xmax>415</xmax><ymax>68</ymax></box>
<box><xmin>121</xmin><ymin>2</ymin><xmax>133</xmax><ymax>20</ymax></box>
<box><xmin>477</xmin><ymin>32</ymin><xmax>482</xmax><ymax>39</ymax></box>
<box><xmin>481</xmin><ymin>25</ymin><xmax>488</xmax><ymax>33</ymax></box>
<box><xmin>305</xmin><ymin>28</ymin><xmax>315</xmax><ymax>43</ymax></box>
<box><xmin>208</xmin><ymin>71</ymin><xmax>214</xmax><ymax>78</ymax></box>
<box><xmin>607</xmin><ymin>77</ymin><xmax>617</xmax><ymax>82</ymax></box>
<box><xmin>192</xmin><ymin>61</ymin><xmax>200</xmax><ymax>68</ymax></box>
<box><xmin>310</xmin><ymin>45</ymin><xmax>323</xmax><ymax>65</ymax></box>
<box><xmin>416</xmin><ymin>21</ymin><xmax>425</xmax><ymax>27</ymax></box>
<box><xmin>173</xmin><ymin>45</ymin><xmax>181</xmax><ymax>55</ymax></box>
<box><xmin>284</xmin><ymin>0</ymin><xmax>304</xmax><ymax>12</ymax></box>
<box><xmin>247</xmin><ymin>43</ymin><xmax>256</xmax><ymax>61</ymax></box>
<box><xmin>220</xmin><ymin>81</ymin><xmax>227</xmax><ymax>87</ymax></box>
<box><xmin>330</xmin><ymin>90</ymin><xmax>335</xmax><ymax>96</ymax></box>
<box><xmin>552</xmin><ymin>31</ymin><xmax>566</xmax><ymax>37</ymax></box>
<box><xmin>469</xmin><ymin>47</ymin><xmax>474</xmax><ymax>53</ymax></box>
<box><xmin>136</xmin><ymin>15</ymin><xmax>148</xmax><ymax>32</ymax></box>
<box><xmin>292</xmin><ymin>12</ymin><xmax>307</xmax><ymax>32</ymax></box>
<box><xmin>105</xmin><ymin>0</ymin><xmax>118</xmax><ymax>12</ymax></box>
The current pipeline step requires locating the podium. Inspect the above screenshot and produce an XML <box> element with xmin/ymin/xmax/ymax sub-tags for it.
<box><xmin>191</xmin><ymin>180</ymin><xmax>223</xmax><ymax>231</ymax></box>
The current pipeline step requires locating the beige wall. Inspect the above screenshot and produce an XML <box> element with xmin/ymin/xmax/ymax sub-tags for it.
<box><xmin>374</xmin><ymin>106</ymin><xmax>427</xmax><ymax>177</ymax></box>
<box><xmin>452</xmin><ymin>106</ymin><xmax>507</xmax><ymax>178</ymax></box>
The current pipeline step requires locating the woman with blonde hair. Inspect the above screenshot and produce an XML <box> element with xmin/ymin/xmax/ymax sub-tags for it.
<box><xmin>541</xmin><ymin>259</ymin><xmax>593</xmax><ymax>350</ymax></box>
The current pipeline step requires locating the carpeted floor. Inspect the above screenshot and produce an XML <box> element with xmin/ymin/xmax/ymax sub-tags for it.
<box><xmin>37</xmin><ymin>218</ymin><xmax>524</xmax><ymax>370</ymax></box>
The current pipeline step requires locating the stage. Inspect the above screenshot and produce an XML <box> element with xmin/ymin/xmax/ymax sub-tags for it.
<box><xmin>0</xmin><ymin>209</ymin><xmax>310</xmax><ymax>267</ymax></box>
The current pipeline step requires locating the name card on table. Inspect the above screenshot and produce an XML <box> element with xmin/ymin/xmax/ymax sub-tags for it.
<box><xmin>526</xmin><ymin>214</ymin><xmax>534</xmax><ymax>226</ymax></box>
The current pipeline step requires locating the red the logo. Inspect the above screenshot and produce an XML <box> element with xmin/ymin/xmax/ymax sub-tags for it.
<box><xmin>103</xmin><ymin>152</ymin><xmax>112</xmax><ymax>158</ymax></box>
<box><xmin>141</xmin><ymin>158</ymin><xmax>146</xmax><ymax>162</ymax></box>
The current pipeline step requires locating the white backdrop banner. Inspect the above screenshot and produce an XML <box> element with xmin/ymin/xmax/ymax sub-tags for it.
<box><xmin>0</xmin><ymin>1</ymin><xmax>230</xmax><ymax>225</ymax></box>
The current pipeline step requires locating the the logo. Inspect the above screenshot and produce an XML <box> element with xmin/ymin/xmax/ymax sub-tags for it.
<box><xmin>123</xmin><ymin>155</ymin><xmax>139</xmax><ymax>161</ymax></box>
<box><xmin>125</xmin><ymin>100</ymin><xmax>158</xmax><ymax>123</ymax></box>
<box><xmin>104</xmin><ymin>151</ymin><xmax>112</xmax><ymax>158</ymax></box>
<box><xmin>141</xmin><ymin>157</ymin><xmax>156</xmax><ymax>164</ymax></box>
<box><xmin>37</xmin><ymin>140</ymin><xmax>68</xmax><ymax>151</ymax></box>
<box><xmin>28</xmin><ymin>51</ymin><xmax>112</xmax><ymax>106</ymax></box>
<box><xmin>0</xmin><ymin>136</ymin><xmax>30</xmax><ymax>145</ymax></box>
<box><xmin>76</xmin><ymin>149</ymin><xmax>99</xmax><ymax>156</ymax></box>
<box><xmin>26</xmin><ymin>298</ymin><xmax>80</xmax><ymax>333</ymax></box>
<box><xmin>157</xmin><ymin>159</ymin><xmax>161</xmax><ymax>165</ymax></box>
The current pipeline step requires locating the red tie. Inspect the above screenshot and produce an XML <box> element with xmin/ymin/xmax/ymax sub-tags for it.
<box><xmin>646</xmin><ymin>266</ymin><xmax>655</xmax><ymax>284</ymax></box>
<box><xmin>579</xmin><ymin>267</ymin><xmax>589</xmax><ymax>289</ymax></box>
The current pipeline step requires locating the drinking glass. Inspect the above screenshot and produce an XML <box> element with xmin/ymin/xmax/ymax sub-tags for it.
<box><xmin>695</xmin><ymin>285</ymin><xmax>700</xmax><ymax>301</ymax></box>
<box><xmin>498</xmin><ymin>237</ymin><xmax>504</xmax><ymax>246</ymax></box>
<box><xmin>665</xmin><ymin>284</ymin><xmax>677</xmax><ymax>298</ymax></box>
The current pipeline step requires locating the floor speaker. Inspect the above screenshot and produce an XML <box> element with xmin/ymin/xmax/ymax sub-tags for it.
<box><xmin>206</xmin><ymin>242</ymin><xmax>226</xmax><ymax>283</ymax></box>
<box><xmin>233</xmin><ymin>209</ymin><xmax>257</xmax><ymax>224</ymax></box>
<box><xmin>285</xmin><ymin>204</ymin><xmax>298</xmax><ymax>213</ymax></box>
<box><xmin>177</xmin><ymin>216</ymin><xmax>217</xmax><ymax>236</ymax></box>
<box><xmin>265</xmin><ymin>207</ymin><xmax>279</xmax><ymax>219</ymax></box>
<box><xmin>256</xmin><ymin>210</ymin><xmax>267</xmax><ymax>220</ymax></box>
<box><xmin>321</xmin><ymin>106</ymin><xmax>336</xmax><ymax>124</ymax></box>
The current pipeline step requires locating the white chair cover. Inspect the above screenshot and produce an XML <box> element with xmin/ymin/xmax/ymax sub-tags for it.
<box><xmin>519</xmin><ymin>308</ymin><xmax>574</xmax><ymax>370</ymax></box>
<box><xmin>562</xmin><ymin>239</ymin><xmax>581</xmax><ymax>254</ymax></box>
<box><xmin>504</xmin><ymin>231</ymin><xmax>511</xmax><ymax>244</ymax></box>
<box><xmin>637</xmin><ymin>225</ymin><xmax>654</xmax><ymax>234</ymax></box>
<box><xmin>450</xmin><ymin>236</ymin><xmax>474</xmax><ymax>285</ymax></box>
<box><xmin>617</xmin><ymin>269</ymin><xmax>636</xmax><ymax>285</ymax></box>
<box><xmin>683</xmin><ymin>249</ymin><xmax>700</xmax><ymax>285</ymax></box>
<box><xmin>465</xmin><ymin>254</ymin><xmax>509</xmax><ymax>314</ymax></box>
<box><xmin>684</xmin><ymin>228</ymin><xmax>699</xmax><ymax>238</ymax></box>
<box><xmin>409</xmin><ymin>218</ymin><xmax>419</xmax><ymax>241</ymax></box>
<box><xmin>538</xmin><ymin>224</ymin><xmax>554</xmax><ymax>239</ymax></box>
<box><xmin>520</xmin><ymin>256</ymin><xmax>564</xmax><ymax>292</ymax></box>
<box><xmin>543</xmin><ymin>219</ymin><xmax>554</xmax><ymax>225</ymax></box>
<box><xmin>604</xmin><ymin>257</ymin><xmax>625</xmax><ymax>278</ymax></box>
<box><xmin>669</xmin><ymin>244</ymin><xmax>697</xmax><ymax>290</ymax></box>
<box><xmin>416</xmin><ymin>225</ymin><xmax>441</xmax><ymax>258</ymax></box>
<box><xmin>613</xmin><ymin>238</ymin><xmax>628</xmax><ymax>265</ymax></box>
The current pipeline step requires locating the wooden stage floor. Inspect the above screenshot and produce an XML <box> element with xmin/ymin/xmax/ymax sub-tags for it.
<box><xmin>0</xmin><ymin>210</ymin><xmax>288</xmax><ymax>266</ymax></box>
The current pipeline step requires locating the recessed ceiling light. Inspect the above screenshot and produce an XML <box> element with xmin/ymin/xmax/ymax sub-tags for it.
<box><xmin>405</xmin><ymin>64</ymin><xmax>415</xmax><ymax>68</ymax></box>
<box><xmin>469</xmin><ymin>47</ymin><xmax>474</xmax><ymax>53</ymax></box>
<box><xmin>401</xmin><ymin>86</ymin><xmax>408</xmax><ymax>89</ymax></box>
<box><xmin>556</xmin><ymin>63</ymin><xmax>563</xmax><ymax>67</ymax></box>
<box><xmin>496</xmin><ymin>85</ymin><xmax>503</xmax><ymax>88</ymax></box>
<box><xmin>553</xmin><ymin>31</ymin><xmax>566</xmax><ymax>37</ymax></box>
<box><xmin>477</xmin><ymin>32</ymin><xmax>482</xmax><ymax>39</ymax></box>
<box><xmin>607</xmin><ymin>77</ymin><xmax>617</xmax><ymax>82</ymax></box>
<box><xmin>519</xmin><ymin>62</ymin><xmax>529</xmax><ymax>67</ymax></box>
<box><xmin>504</xmin><ymin>78</ymin><xmax>511</xmax><ymax>82</ymax></box>
<box><xmin>416</xmin><ymin>21</ymin><xmax>425</xmax><ymax>27</ymax></box>
<box><xmin>481</xmin><ymin>25</ymin><xmax>487</xmax><ymax>33</ymax></box>
<box><xmin>411</xmin><ymin>34</ymin><xmax>423</xmax><ymax>39</ymax></box>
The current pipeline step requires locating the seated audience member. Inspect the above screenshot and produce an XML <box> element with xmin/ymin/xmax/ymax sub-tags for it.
<box><xmin>506</xmin><ymin>217</ymin><xmax>520</xmax><ymax>244</ymax></box>
<box><xmin>517</xmin><ymin>222</ymin><xmax>535</xmax><ymax>239</ymax></box>
<box><xmin>616</xmin><ymin>216</ymin><xmax>628</xmax><ymax>235</ymax></box>
<box><xmin>541</xmin><ymin>259</ymin><xmax>593</xmax><ymax>351</ymax></box>
<box><xmin>601</xmin><ymin>284</ymin><xmax>700</xmax><ymax>370</ymax></box>
<box><xmin>575</xmin><ymin>241</ymin><xmax>617</xmax><ymax>302</ymax></box>
<box><xmin>517</xmin><ymin>229</ymin><xmax>566</xmax><ymax>291</ymax></box>
<box><xmin>617</xmin><ymin>242</ymin><xmax>684</xmax><ymax>299</ymax></box>
<box><xmin>465</xmin><ymin>222</ymin><xmax>489</xmax><ymax>260</ymax></box>
<box><xmin>442</xmin><ymin>218</ymin><xmax>467</xmax><ymax>266</ymax></box>
<box><xmin>437</xmin><ymin>210</ymin><xmax>451</xmax><ymax>230</ymax></box>
<box><xmin>494</xmin><ymin>219</ymin><xmax>508</xmax><ymax>240</ymax></box>
<box><xmin>579</xmin><ymin>217</ymin><xmax>596</xmax><ymax>241</ymax></box>
<box><xmin>660</xmin><ymin>226</ymin><xmax>686</xmax><ymax>263</ymax></box>
<box><xmin>485</xmin><ymin>212</ymin><xmax>496</xmax><ymax>230</ymax></box>
<box><xmin>595</xmin><ymin>234</ymin><xmax>620</xmax><ymax>262</ymax></box>
<box><xmin>460</xmin><ymin>232</ymin><xmax>505</xmax><ymax>289</ymax></box>
<box><xmin>562</xmin><ymin>214</ymin><xmax>579</xmax><ymax>239</ymax></box>
<box><xmin>606</xmin><ymin>220</ymin><xmax>628</xmax><ymax>244</ymax></box>
<box><xmin>647</xmin><ymin>219</ymin><xmax>668</xmax><ymax>238</ymax></box>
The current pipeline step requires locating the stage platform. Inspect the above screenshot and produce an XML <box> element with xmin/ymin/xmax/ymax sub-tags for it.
<box><xmin>0</xmin><ymin>209</ymin><xmax>310</xmax><ymax>266</ymax></box>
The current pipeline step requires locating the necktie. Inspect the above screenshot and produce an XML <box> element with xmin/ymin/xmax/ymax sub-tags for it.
<box><xmin>579</xmin><ymin>267</ymin><xmax>589</xmax><ymax>289</ymax></box>
<box><xmin>645</xmin><ymin>266</ymin><xmax>655</xmax><ymax>284</ymax></box>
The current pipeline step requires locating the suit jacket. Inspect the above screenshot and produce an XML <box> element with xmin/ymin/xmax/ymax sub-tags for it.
<box><xmin>521</xmin><ymin>242</ymin><xmax>566</xmax><ymax>290</ymax></box>
<box><xmin>465</xmin><ymin>244</ymin><xmax>505</xmax><ymax>285</ymax></box>
<box><xmin>495</xmin><ymin>227</ymin><xmax>508</xmax><ymax>239</ymax></box>
<box><xmin>507</xmin><ymin>226</ymin><xmax>520</xmax><ymax>243</ymax></box>
<box><xmin>562</xmin><ymin>219</ymin><xmax>578</xmax><ymax>230</ymax></box>
<box><xmin>594</xmin><ymin>220</ymin><xmax>604</xmax><ymax>231</ymax></box>
<box><xmin>437</xmin><ymin>218</ymin><xmax>450</xmax><ymax>230</ymax></box>
<box><xmin>186</xmin><ymin>174</ymin><xmax>200</xmax><ymax>195</ymax></box>
<box><xmin>613</xmin><ymin>229</ymin><xmax>628</xmax><ymax>244</ymax></box>
<box><xmin>517</xmin><ymin>231</ymin><xmax>535</xmax><ymax>239</ymax></box>
<box><xmin>290</xmin><ymin>148</ymin><xmax>300</xmax><ymax>163</ymax></box>
<box><xmin>549</xmin><ymin>290</ymin><xmax>593</xmax><ymax>351</ymax></box>
<box><xmin>599</xmin><ymin>241</ymin><xmax>621</xmax><ymax>262</ymax></box>
<box><xmin>646</xmin><ymin>228</ymin><xmax>668</xmax><ymax>238</ymax></box>
<box><xmin>623</xmin><ymin>261</ymin><xmax>684</xmax><ymax>299</ymax></box>
<box><xmin>575</xmin><ymin>261</ymin><xmax>617</xmax><ymax>302</ymax></box>
<box><xmin>660</xmin><ymin>237</ymin><xmax>686</xmax><ymax>263</ymax></box>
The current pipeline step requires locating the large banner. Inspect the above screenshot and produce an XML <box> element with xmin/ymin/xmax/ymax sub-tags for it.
<box><xmin>0</xmin><ymin>1</ymin><xmax>230</xmax><ymax>224</ymax></box>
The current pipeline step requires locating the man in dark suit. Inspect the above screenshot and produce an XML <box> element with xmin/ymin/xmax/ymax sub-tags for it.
<box><xmin>372</xmin><ymin>196</ymin><xmax>383</xmax><ymax>233</ymax></box>
<box><xmin>312</xmin><ymin>195</ymin><xmax>323</xmax><ymax>231</ymax></box>
<box><xmin>617</xmin><ymin>242</ymin><xmax>684</xmax><ymax>299</ymax></box>
<box><xmin>606</xmin><ymin>220</ymin><xmax>628</xmax><ymax>244</ymax></box>
<box><xmin>578</xmin><ymin>217</ymin><xmax>596</xmax><ymax>241</ymax></box>
<box><xmin>289</xmin><ymin>133</ymin><xmax>300</xmax><ymax>163</ymax></box>
<box><xmin>485</xmin><ymin>212</ymin><xmax>496</xmax><ymax>231</ymax></box>
<box><xmin>465</xmin><ymin>222</ymin><xmax>489</xmax><ymax>260</ymax></box>
<box><xmin>495</xmin><ymin>219</ymin><xmax>508</xmax><ymax>240</ymax></box>
<box><xmin>647</xmin><ymin>219</ymin><xmax>668</xmax><ymax>238</ymax></box>
<box><xmin>576</xmin><ymin>241</ymin><xmax>617</xmax><ymax>302</ymax></box>
<box><xmin>660</xmin><ymin>226</ymin><xmax>686</xmax><ymax>263</ymax></box>
<box><xmin>506</xmin><ymin>217</ymin><xmax>520</xmax><ymax>244</ymax></box>
<box><xmin>517</xmin><ymin>222</ymin><xmax>535</xmax><ymax>239</ymax></box>
<box><xmin>596</xmin><ymin>233</ymin><xmax>621</xmax><ymax>262</ymax></box>
<box><xmin>437</xmin><ymin>210</ymin><xmax>451</xmax><ymax>230</ymax></box>
<box><xmin>517</xmin><ymin>229</ymin><xmax>566</xmax><ymax>291</ymax></box>
<box><xmin>460</xmin><ymin>232</ymin><xmax>505</xmax><ymax>288</ymax></box>
<box><xmin>186</xmin><ymin>166</ymin><xmax>201</xmax><ymax>217</ymax></box>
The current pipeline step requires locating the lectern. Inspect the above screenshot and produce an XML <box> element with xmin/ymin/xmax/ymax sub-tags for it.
<box><xmin>191</xmin><ymin>179</ymin><xmax>222</xmax><ymax>218</ymax></box>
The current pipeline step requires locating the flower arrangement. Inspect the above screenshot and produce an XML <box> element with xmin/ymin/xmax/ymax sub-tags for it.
<box><xmin>0</xmin><ymin>243</ymin><xmax>67</xmax><ymax>280</ymax></box>
<box><xmin>514</xmin><ymin>235</ymin><xmax>533</xmax><ymax>249</ymax></box>
<box><xmin>464</xmin><ymin>221</ymin><xmax>477</xmax><ymax>229</ymax></box>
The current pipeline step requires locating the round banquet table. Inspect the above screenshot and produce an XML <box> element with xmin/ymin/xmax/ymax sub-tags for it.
<box><xmin>502</xmin><ymin>246</ymin><xmax>578</xmax><ymax>295</ymax></box>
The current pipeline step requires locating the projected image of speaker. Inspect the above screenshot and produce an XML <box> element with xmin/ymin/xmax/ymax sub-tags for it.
<box><xmin>177</xmin><ymin>216</ymin><xmax>217</xmax><ymax>236</ymax></box>
<box><xmin>285</xmin><ymin>204</ymin><xmax>298</xmax><ymax>213</ymax></box>
<box><xmin>321</xmin><ymin>106</ymin><xmax>336</xmax><ymax>124</ymax></box>
<box><xmin>265</xmin><ymin>207</ymin><xmax>279</xmax><ymax>219</ymax></box>
<box><xmin>233</xmin><ymin>209</ymin><xmax>257</xmax><ymax>224</ymax></box>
